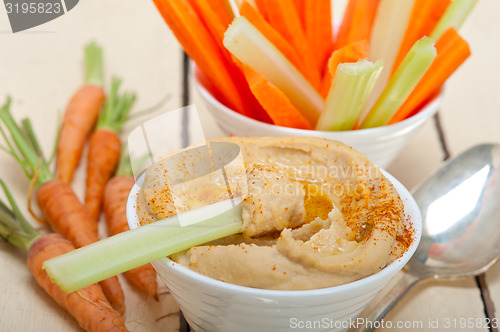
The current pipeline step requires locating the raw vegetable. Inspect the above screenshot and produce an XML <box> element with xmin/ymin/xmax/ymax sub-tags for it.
<box><xmin>360</xmin><ymin>37</ymin><xmax>437</xmax><ymax>128</ymax></box>
<box><xmin>239</xmin><ymin>1</ymin><xmax>311</xmax><ymax>85</ymax></box>
<box><xmin>56</xmin><ymin>42</ymin><xmax>105</xmax><ymax>183</ymax></box>
<box><xmin>103</xmin><ymin>151</ymin><xmax>158</xmax><ymax>299</ymax></box>
<box><xmin>152</xmin><ymin>0</ymin><xmax>245</xmax><ymax>114</ymax></box>
<box><xmin>0</xmin><ymin>181</ymin><xmax>128</xmax><ymax>332</ymax></box>
<box><xmin>304</xmin><ymin>0</ymin><xmax>333</xmax><ymax>74</ymax></box>
<box><xmin>242</xmin><ymin>65</ymin><xmax>313</xmax><ymax>129</ymax></box>
<box><xmin>0</xmin><ymin>99</ymin><xmax>125</xmax><ymax>314</ymax></box>
<box><xmin>44</xmin><ymin>197</ymin><xmax>243</xmax><ymax>293</ymax></box>
<box><xmin>335</xmin><ymin>0</ymin><xmax>380</xmax><ymax>49</ymax></box>
<box><xmin>431</xmin><ymin>0</ymin><xmax>478</xmax><ymax>39</ymax></box>
<box><xmin>391</xmin><ymin>0</ymin><xmax>451</xmax><ymax>75</ymax></box>
<box><xmin>316</xmin><ymin>59</ymin><xmax>383</xmax><ymax>131</ymax></box>
<box><xmin>256</xmin><ymin>0</ymin><xmax>321</xmax><ymax>89</ymax></box>
<box><xmin>360</xmin><ymin>0</ymin><xmax>415</xmax><ymax>121</ymax></box>
<box><xmin>84</xmin><ymin>78</ymin><xmax>135</xmax><ymax>224</ymax></box>
<box><xmin>224</xmin><ymin>16</ymin><xmax>324</xmax><ymax>125</ymax></box>
<box><xmin>320</xmin><ymin>40</ymin><xmax>369</xmax><ymax>98</ymax></box>
<box><xmin>389</xmin><ymin>28</ymin><xmax>470</xmax><ymax>124</ymax></box>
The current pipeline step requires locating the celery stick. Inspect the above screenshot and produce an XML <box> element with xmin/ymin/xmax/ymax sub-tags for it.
<box><xmin>44</xmin><ymin>199</ymin><xmax>243</xmax><ymax>293</ymax></box>
<box><xmin>360</xmin><ymin>38</ymin><xmax>437</xmax><ymax>129</ymax></box>
<box><xmin>359</xmin><ymin>0</ymin><xmax>416</xmax><ymax>123</ymax></box>
<box><xmin>224</xmin><ymin>17</ymin><xmax>324</xmax><ymax>125</ymax></box>
<box><xmin>316</xmin><ymin>60</ymin><xmax>383</xmax><ymax>131</ymax></box>
<box><xmin>431</xmin><ymin>0</ymin><xmax>478</xmax><ymax>39</ymax></box>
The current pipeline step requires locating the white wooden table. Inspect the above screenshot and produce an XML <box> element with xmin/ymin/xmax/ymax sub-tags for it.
<box><xmin>0</xmin><ymin>1</ymin><xmax>498</xmax><ymax>331</ymax></box>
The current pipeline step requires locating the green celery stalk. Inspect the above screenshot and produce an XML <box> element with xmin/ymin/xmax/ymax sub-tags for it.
<box><xmin>431</xmin><ymin>0</ymin><xmax>478</xmax><ymax>40</ymax></box>
<box><xmin>316</xmin><ymin>60</ymin><xmax>383</xmax><ymax>131</ymax></box>
<box><xmin>360</xmin><ymin>37</ymin><xmax>437</xmax><ymax>129</ymax></box>
<box><xmin>43</xmin><ymin>198</ymin><xmax>243</xmax><ymax>293</ymax></box>
<box><xmin>224</xmin><ymin>16</ymin><xmax>324</xmax><ymax>125</ymax></box>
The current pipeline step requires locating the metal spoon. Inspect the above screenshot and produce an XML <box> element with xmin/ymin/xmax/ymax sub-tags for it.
<box><xmin>349</xmin><ymin>143</ymin><xmax>500</xmax><ymax>332</ymax></box>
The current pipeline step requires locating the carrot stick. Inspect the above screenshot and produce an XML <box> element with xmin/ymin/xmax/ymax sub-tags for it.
<box><xmin>389</xmin><ymin>28</ymin><xmax>470</xmax><ymax>124</ymax></box>
<box><xmin>335</xmin><ymin>0</ymin><xmax>380</xmax><ymax>49</ymax></box>
<box><xmin>239</xmin><ymin>1</ymin><xmax>311</xmax><ymax>85</ymax></box>
<box><xmin>199</xmin><ymin>0</ymin><xmax>233</xmax><ymax>27</ymax></box>
<box><xmin>391</xmin><ymin>0</ymin><xmax>451</xmax><ymax>76</ymax></box>
<box><xmin>320</xmin><ymin>40</ymin><xmax>369</xmax><ymax>98</ymax></box>
<box><xmin>85</xmin><ymin>78</ymin><xmax>135</xmax><ymax>224</ymax></box>
<box><xmin>304</xmin><ymin>0</ymin><xmax>333</xmax><ymax>74</ymax></box>
<box><xmin>56</xmin><ymin>42</ymin><xmax>105</xmax><ymax>183</ymax></box>
<box><xmin>0</xmin><ymin>100</ymin><xmax>125</xmax><ymax>314</ymax></box>
<box><xmin>242</xmin><ymin>65</ymin><xmax>313</xmax><ymax>129</ymax></box>
<box><xmin>0</xmin><ymin>181</ymin><xmax>127</xmax><ymax>332</ymax></box>
<box><xmin>258</xmin><ymin>0</ymin><xmax>321</xmax><ymax>89</ymax></box>
<box><xmin>158</xmin><ymin>0</ymin><xmax>270</xmax><ymax>122</ymax></box>
<box><xmin>152</xmin><ymin>0</ymin><xmax>245</xmax><ymax>114</ymax></box>
<box><xmin>254</xmin><ymin>0</ymin><xmax>271</xmax><ymax>21</ymax></box>
<box><xmin>104</xmin><ymin>161</ymin><xmax>158</xmax><ymax>299</ymax></box>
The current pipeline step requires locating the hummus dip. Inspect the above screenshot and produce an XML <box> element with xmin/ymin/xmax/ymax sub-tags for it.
<box><xmin>136</xmin><ymin>137</ymin><xmax>413</xmax><ymax>290</ymax></box>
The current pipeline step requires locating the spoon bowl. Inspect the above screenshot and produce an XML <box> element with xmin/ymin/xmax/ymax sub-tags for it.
<box><xmin>350</xmin><ymin>143</ymin><xmax>500</xmax><ymax>331</ymax></box>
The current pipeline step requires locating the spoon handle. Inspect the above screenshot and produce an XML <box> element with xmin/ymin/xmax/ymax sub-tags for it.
<box><xmin>348</xmin><ymin>271</ymin><xmax>420</xmax><ymax>332</ymax></box>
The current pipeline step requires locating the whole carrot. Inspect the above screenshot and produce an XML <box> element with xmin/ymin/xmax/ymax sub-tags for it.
<box><xmin>56</xmin><ymin>42</ymin><xmax>105</xmax><ymax>183</ymax></box>
<box><xmin>0</xmin><ymin>181</ymin><xmax>128</xmax><ymax>332</ymax></box>
<box><xmin>85</xmin><ymin>78</ymin><xmax>135</xmax><ymax>224</ymax></box>
<box><xmin>0</xmin><ymin>98</ymin><xmax>125</xmax><ymax>315</ymax></box>
<box><xmin>103</xmin><ymin>153</ymin><xmax>158</xmax><ymax>299</ymax></box>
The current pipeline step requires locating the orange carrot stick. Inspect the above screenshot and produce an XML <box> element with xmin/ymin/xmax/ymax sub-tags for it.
<box><xmin>257</xmin><ymin>0</ymin><xmax>321</xmax><ymax>89</ymax></box>
<box><xmin>304</xmin><ymin>0</ymin><xmax>333</xmax><ymax>74</ymax></box>
<box><xmin>242</xmin><ymin>65</ymin><xmax>313</xmax><ymax>129</ymax></box>
<box><xmin>28</xmin><ymin>234</ymin><xmax>128</xmax><ymax>332</ymax></box>
<box><xmin>84</xmin><ymin>79</ymin><xmax>135</xmax><ymax>224</ymax></box>
<box><xmin>0</xmin><ymin>104</ymin><xmax>125</xmax><ymax>315</ymax></box>
<box><xmin>152</xmin><ymin>0</ymin><xmax>245</xmax><ymax>114</ymax></box>
<box><xmin>335</xmin><ymin>0</ymin><xmax>380</xmax><ymax>49</ymax></box>
<box><xmin>37</xmin><ymin>179</ymin><xmax>126</xmax><ymax>314</ymax></box>
<box><xmin>320</xmin><ymin>40</ymin><xmax>370</xmax><ymax>97</ymax></box>
<box><xmin>56</xmin><ymin>42</ymin><xmax>105</xmax><ymax>183</ymax></box>
<box><xmin>254</xmin><ymin>0</ymin><xmax>271</xmax><ymax>21</ymax></box>
<box><xmin>391</xmin><ymin>0</ymin><xmax>451</xmax><ymax>75</ymax></box>
<box><xmin>104</xmin><ymin>175</ymin><xmax>158</xmax><ymax>299</ymax></box>
<box><xmin>239</xmin><ymin>1</ymin><xmax>310</xmax><ymax>84</ymax></box>
<box><xmin>389</xmin><ymin>28</ymin><xmax>470</xmax><ymax>124</ymax></box>
<box><xmin>292</xmin><ymin>0</ymin><xmax>306</xmax><ymax>28</ymax></box>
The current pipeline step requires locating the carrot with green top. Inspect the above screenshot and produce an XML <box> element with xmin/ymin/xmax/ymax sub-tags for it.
<box><xmin>0</xmin><ymin>181</ymin><xmax>128</xmax><ymax>332</ymax></box>
<box><xmin>103</xmin><ymin>152</ymin><xmax>158</xmax><ymax>299</ymax></box>
<box><xmin>391</xmin><ymin>0</ymin><xmax>451</xmax><ymax>75</ymax></box>
<box><xmin>85</xmin><ymin>78</ymin><xmax>135</xmax><ymax>224</ymax></box>
<box><xmin>0</xmin><ymin>98</ymin><xmax>125</xmax><ymax>314</ymax></box>
<box><xmin>242</xmin><ymin>64</ymin><xmax>313</xmax><ymax>129</ymax></box>
<box><xmin>187</xmin><ymin>0</ymin><xmax>272</xmax><ymax>123</ymax></box>
<box><xmin>56</xmin><ymin>42</ymin><xmax>105</xmax><ymax>183</ymax></box>
<box><xmin>335</xmin><ymin>0</ymin><xmax>380</xmax><ymax>49</ymax></box>
<box><xmin>239</xmin><ymin>1</ymin><xmax>311</xmax><ymax>85</ymax></box>
<box><xmin>320</xmin><ymin>40</ymin><xmax>369</xmax><ymax>98</ymax></box>
<box><xmin>389</xmin><ymin>28</ymin><xmax>470</xmax><ymax>124</ymax></box>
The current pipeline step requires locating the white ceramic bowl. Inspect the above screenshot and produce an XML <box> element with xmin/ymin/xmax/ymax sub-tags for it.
<box><xmin>127</xmin><ymin>170</ymin><xmax>422</xmax><ymax>332</ymax></box>
<box><xmin>195</xmin><ymin>79</ymin><xmax>440</xmax><ymax>169</ymax></box>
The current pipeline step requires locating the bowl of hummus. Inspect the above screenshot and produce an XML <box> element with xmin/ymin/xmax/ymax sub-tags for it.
<box><xmin>127</xmin><ymin>136</ymin><xmax>422</xmax><ymax>332</ymax></box>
